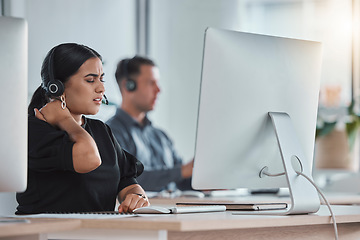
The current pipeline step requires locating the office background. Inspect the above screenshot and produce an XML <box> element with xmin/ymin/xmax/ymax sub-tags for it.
<box><xmin>0</xmin><ymin>0</ymin><xmax>359</xmax><ymax>213</ymax></box>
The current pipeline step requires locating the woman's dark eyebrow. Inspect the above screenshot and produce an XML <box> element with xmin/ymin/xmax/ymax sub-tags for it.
<box><xmin>84</xmin><ymin>73</ymin><xmax>105</xmax><ymax>77</ymax></box>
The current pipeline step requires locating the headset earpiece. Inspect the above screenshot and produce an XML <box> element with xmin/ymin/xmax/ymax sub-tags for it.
<box><xmin>125</xmin><ymin>79</ymin><xmax>137</xmax><ymax>92</ymax></box>
<box><xmin>123</xmin><ymin>59</ymin><xmax>137</xmax><ymax>92</ymax></box>
<box><xmin>46</xmin><ymin>79</ymin><xmax>64</xmax><ymax>97</ymax></box>
<box><xmin>44</xmin><ymin>47</ymin><xmax>65</xmax><ymax>97</ymax></box>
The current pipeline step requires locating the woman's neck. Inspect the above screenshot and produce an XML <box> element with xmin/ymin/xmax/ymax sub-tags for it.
<box><xmin>70</xmin><ymin>113</ymin><xmax>84</xmax><ymax>125</ymax></box>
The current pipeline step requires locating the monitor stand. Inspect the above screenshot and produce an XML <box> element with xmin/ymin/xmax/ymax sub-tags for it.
<box><xmin>233</xmin><ymin>112</ymin><xmax>320</xmax><ymax>216</ymax></box>
<box><xmin>261</xmin><ymin>112</ymin><xmax>320</xmax><ymax>215</ymax></box>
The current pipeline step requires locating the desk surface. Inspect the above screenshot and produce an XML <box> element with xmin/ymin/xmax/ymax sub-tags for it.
<box><xmin>0</xmin><ymin>218</ymin><xmax>81</xmax><ymax>238</ymax></box>
<box><xmin>2</xmin><ymin>205</ymin><xmax>360</xmax><ymax>240</ymax></box>
<box><xmin>46</xmin><ymin>205</ymin><xmax>360</xmax><ymax>240</ymax></box>
<box><xmin>76</xmin><ymin>205</ymin><xmax>360</xmax><ymax>231</ymax></box>
<box><xmin>0</xmin><ymin>206</ymin><xmax>360</xmax><ymax>239</ymax></box>
<box><xmin>321</xmin><ymin>192</ymin><xmax>360</xmax><ymax>205</ymax></box>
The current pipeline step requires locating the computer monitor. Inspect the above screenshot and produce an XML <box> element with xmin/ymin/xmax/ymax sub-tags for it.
<box><xmin>0</xmin><ymin>17</ymin><xmax>28</xmax><ymax>193</ymax></box>
<box><xmin>192</xmin><ymin>28</ymin><xmax>323</xmax><ymax>214</ymax></box>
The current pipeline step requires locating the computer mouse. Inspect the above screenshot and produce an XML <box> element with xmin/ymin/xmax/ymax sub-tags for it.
<box><xmin>132</xmin><ymin>206</ymin><xmax>171</xmax><ymax>214</ymax></box>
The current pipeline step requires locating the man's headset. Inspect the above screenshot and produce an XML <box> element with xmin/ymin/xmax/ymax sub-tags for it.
<box><xmin>42</xmin><ymin>47</ymin><xmax>108</xmax><ymax>105</ymax></box>
<box><xmin>123</xmin><ymin>59</ymin><xmax>137</xmax><ymax>92</ymax></box>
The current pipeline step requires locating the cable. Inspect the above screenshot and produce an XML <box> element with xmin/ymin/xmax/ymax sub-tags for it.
<box><xmin>263</xmin><ymin>170</ymin><xmax>338</xmax><ymax>240</ymax></box>
<box><xmin>297</xmin><ymin>171</ymin><xmax>338</xmax><ymax>240</ymax></box>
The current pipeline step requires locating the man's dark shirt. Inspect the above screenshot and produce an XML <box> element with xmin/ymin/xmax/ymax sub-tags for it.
<box><xmin>106</xmin><ymin>108</ymin><xmax>191</xmax><ymax>191</ymax></box>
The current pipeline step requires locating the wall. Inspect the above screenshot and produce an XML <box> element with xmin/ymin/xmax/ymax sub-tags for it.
<box><xmin>242</xmin><ymin>0</ymin><xmax>352</xmax><ymax>105</ymax></box>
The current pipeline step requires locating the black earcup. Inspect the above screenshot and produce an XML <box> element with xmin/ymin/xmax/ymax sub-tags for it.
<box><xmin>126</xmin><ymin>79</ymin><xmax>137</xmax><ymax>92</ymax></box>
<box><xmin>46</xmin><ymin>79</ymin><xmax>64</xmax><ymax>97</ymax></box>
<box><xmin>122</xmin><ymin>59</ymin><xmax>137</xmax><ymax>92</ymax></box>
<box><xmin>43</xmin><ymin>46</ymin><xmax>65</xmax><ymax>97</ymax></box>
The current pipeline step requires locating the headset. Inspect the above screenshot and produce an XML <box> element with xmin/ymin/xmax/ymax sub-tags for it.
<box><xmin>123</xmin><ymin>58</ymin><xmax>137</xmax><ymax>92</ymax></box>
<box><xmin>43</xmin><ymin>47</ymin><xmax>65</xmax><ymax>97</ymax></box>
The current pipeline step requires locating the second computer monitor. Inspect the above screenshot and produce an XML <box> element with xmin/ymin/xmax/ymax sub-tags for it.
<box><xmin>192</xmin><ymin>28</ymin><xmax>322</xmax><ymax>191</ymax></box>
<box><xmin>0</xmin><ymin>17</ymin><xmax>28</xmax><ymax>192</ymax></box>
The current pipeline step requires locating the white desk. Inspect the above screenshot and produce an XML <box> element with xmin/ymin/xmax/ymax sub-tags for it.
<box><xmin>0</xmin><ymin>219</ymin><xmax>81</xmax><ymax>240</ymax></box>
<box><xmin>3</xmin><ymin>194</ymin><xmax>360</xmax><ymax>240</ymax></box>
<box><xmin>45</xmin><ymin>205</ymin><xmax>360</xmax><ymax>240</ymax></box>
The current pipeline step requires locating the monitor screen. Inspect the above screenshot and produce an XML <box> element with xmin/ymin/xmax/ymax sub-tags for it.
<box><xmin>0</xmin><ymin>17</ymin><xmax>28</xmax><ymax>192</ymax></box>
<box><xmin>192</xmin><ymin>28</ymin><xmax>322</xmax><ymax>191</ymax></box>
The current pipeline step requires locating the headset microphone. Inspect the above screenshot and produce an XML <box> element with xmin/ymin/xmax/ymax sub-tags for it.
<box><xmin>102</xmin><ymin>94</ymin><xmax>109</xmax><ymax>105</ymax></box>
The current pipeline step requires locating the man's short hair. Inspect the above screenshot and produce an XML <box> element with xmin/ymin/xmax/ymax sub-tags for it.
<box><xmin>115</xmin><ymin>56</ymin><xmax>155</xmax><ymax>90</ymax></box>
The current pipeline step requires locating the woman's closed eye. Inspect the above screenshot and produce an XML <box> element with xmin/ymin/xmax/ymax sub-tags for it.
<box><xmin>85</xmin><ymin>78</ymin><xmax>105</xmax><ymax>83</ymax></box>
<box><xmin>85</xmin><ymin>79</ymin><xmax>105</xmax><ymax>83</ymax></box>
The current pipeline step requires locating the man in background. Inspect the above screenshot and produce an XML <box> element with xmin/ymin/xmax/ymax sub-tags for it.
<box><xmin>106</xmin><ymin>56</ymin><xmax>193</xmax><ymax>191</ymax></box>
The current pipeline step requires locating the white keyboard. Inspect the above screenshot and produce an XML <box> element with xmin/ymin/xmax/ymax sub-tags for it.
<box><xmin>133</xmin><ymin>205</ymin><xmax>226</xmax><ymax>214</ymax></box>
<box><xmin>171</xmin><ymin>205</ymin><xmax>226</xmax><ymax>214</ymax></box>
<box><xmin>6</xmin><ymin>212</ymin><xmax>135</xmax><ymax>219</ymax></box>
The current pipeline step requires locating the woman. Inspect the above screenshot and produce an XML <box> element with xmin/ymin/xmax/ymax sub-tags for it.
<box><xmin>16</xmin><ymin>43</ymin><xmax>149</xmax><ymax>214</ymax></box>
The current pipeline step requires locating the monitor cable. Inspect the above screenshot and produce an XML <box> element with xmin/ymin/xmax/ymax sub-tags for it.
<box><xmin>262</xmin><ymin>169</ymin><xmax>338</xmax><ymax>240</ymax></box>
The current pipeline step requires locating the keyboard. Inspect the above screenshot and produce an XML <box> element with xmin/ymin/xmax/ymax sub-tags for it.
<box><xmin>45</xmin><ymin>211</ymin><xmax>129</xmax><ymax>215</ymax></box>
<box><xmin>9</xmin><ymin>211</ymin><xmax>135</xmax><ymax>219</ymax></box>
<box><xmin>171</xmin><ymin>205</ymin><xmax>226</xmax><ymax>214</ymax></box>
<box><xmin>133</xmin><ymin>205</ymin><xmax>226</xmax><ymax>214</ymax></box>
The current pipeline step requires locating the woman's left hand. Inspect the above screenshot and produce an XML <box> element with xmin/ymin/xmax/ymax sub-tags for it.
<box><xmin>118</xmin><ymin>193</ymin><xmax>149</xmax><ymax>213</ymax></box>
